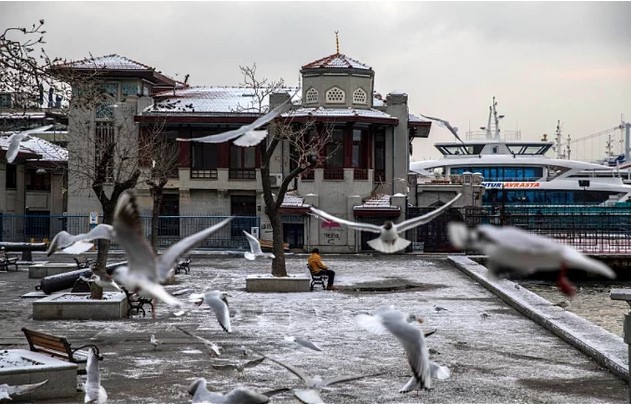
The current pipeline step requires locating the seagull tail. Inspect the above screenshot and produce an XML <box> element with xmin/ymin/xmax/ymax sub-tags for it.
<box><xmin>265</xmin><ymin>253</ymin><xmax>275</xmax><ymax>259</ymax></box>
<box><xmin>564</xmin><ymin>250</ymin><xmax>616</xmax><ymax>279</ymax></box>
<box><xmin>244</xmin><ymin>252</ymin><xmax>256</xmax><ymax>261</ymax></box>
<box><xmin>431</xmin><ymin>362</ymin><xmax>450</xmax><ymax>380</ymax></box>
<box><xmin>367</xmin><ymin>237</ymin><xmax>410</xmax><ymax>254</ymax></box>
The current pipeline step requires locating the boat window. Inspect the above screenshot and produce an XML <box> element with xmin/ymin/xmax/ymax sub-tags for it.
<box><xmin>506</xmin><ymin>144</ymin><xmax>551</xmax><ymax>155</ymax></box>
<box><xmin>482</xmin><ymin>190</ymin><xmax>617</xmax><ymax>205</ymax></box>
<box><xmin>437</xmin><ymin>145</ymin><xmax>471</xmax><ymax>155</ymax></box>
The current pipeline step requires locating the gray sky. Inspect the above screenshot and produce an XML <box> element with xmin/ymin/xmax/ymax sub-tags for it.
<box><xmin>1</xmin><ymin>1</ymin><xmax>630</xmax><ymax>161</ymax></box>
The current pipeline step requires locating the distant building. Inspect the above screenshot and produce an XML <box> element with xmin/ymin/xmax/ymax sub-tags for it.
<box><xmin>49</xmin><ymin>51</ymin><xmax>449</xmax><ymax>252</ymax></box>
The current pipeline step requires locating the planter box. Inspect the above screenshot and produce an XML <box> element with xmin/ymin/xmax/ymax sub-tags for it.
<box><xmin>33</xmin><ymin>292</ymin><xmax>127</xmax><ymax>320</ymax></box>
<box><xmin>246</xmin><ymin>274</ymin><xmax>310</xmax><ymax>293</ymax></box>
<box><xmin>0</xmin><ymin>349</ymin><xmax>77</xmax><ymax>401</ymax></box>
<box><xmin>28</xmin><ymin>263</ymin><xmax>77</xmax><ymax>279</ymax></box>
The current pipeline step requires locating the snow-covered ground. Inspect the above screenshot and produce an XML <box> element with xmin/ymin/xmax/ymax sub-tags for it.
<box><xmin>0</xmin><ymin>254</ymin><xmax>627</xmax><ymax>403</ymax></box>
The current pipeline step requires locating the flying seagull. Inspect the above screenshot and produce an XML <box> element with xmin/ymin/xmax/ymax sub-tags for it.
<box><xmin>79</xmin><ymin>273</ymin><xmax>122</xmax><ymax>292</ymax></box>
<box><xmin>309</xmin><ymin>193</ymin><xmax>461</xmax><ymax>253</ymax></box>
<box><xmin>189</xmin><ymin>290</ymin><xmax>232</xmax><ymax>333</ymax></box>
<box><xmin>356</xmin><ymin>306</ymin><xmax>450</xmax><ymax>394</ymax></box>
<box><xmin>211</xmin><ymin>356</ymin><xmax>266</xmax><ymax>375</ymax></box>
<box><xmin>257</xmin><ymin>352</ymin><xmax>382</xmax><ymax>404</ymax></box>
<box><xmin>5</xmin><ymin>125</ymin><xmax>53</xmax><ymax>163</ymax></box>
<box><xmin>178</xmin><ymin>96</ymin><xmax>294</xmax><ymax>147</ymax></box>
<box><xmin>447</xmin><ymin>223</ymin><xmax>616</xmax><ymax>296</ymax></box>
<box><xmin>419</xmin><ymin>114</ymin><xmax>465</xmax><ymax>145</ymax></box>
<box><xmin>46</xmin><ymin>224</ymin><xmax>115</xmax><ymax>256</ymax></box>
<box><xmin>242</xmin><ymin>230</ymin><xmax>275</xmax><ymax>260</ymax></box>
<box><xmin>109</xmin><ymin>190</ymin><xmax>233</xmax><ymax>313</ymax></box>
<box><xmin>175</xmin><ymin>326</ymin><xmax>221</xmax><ymax>356</ymax></box>
<box><xmin>283</xmin><ymin>335</ymin><xmax>323</xmax><ymax>352</ymax></box>
<box><xmin>188</xmin><ymin>377</ymin><xmax>270</xmax><ymax>404</ymax></box>
<box><xmin>0</xmin><ymin>380</ymin><xmax>48</xmax><ymax>401</ymax></box>
<box><xmin>84</xmin><ymin>348</ymin><xmax>107</xmax><ymax>404</ymax></box>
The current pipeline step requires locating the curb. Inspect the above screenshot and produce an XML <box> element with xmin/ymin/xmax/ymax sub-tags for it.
<box><xmin>448</xmin><ymin>255</ymin><xmax>629</xmax><ymax>381</ymax></box>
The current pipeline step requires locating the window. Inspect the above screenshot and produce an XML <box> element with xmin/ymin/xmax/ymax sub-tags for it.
<box><xmin>352</xmin><ymin>88</ymin><xmax>367</xmax><ymax>104</ymax></box>
<box><xmin>95</xmin><ymin>121</ymin><xmax>115</xmax><ymax>182</ymax></box>
<box><xmin>191</xmin><ymin>143</ymin><xmax>219</xmax><ymax>179</ymax></box>
<box><xmin>326</xmin><ymin>129</ymin><xmax>344</xmax><ymax>168</ymax></box>
<box><xmin>229</xmin><ymin>144</ymin><xmax>256</xmax><ymax>179</ymax></box>
<box><xmin>325</xmin><ymin>87</ymin><xmax>345</xmax><ymax>104</ymax></box>
<box><xmin>374</xmin><ymin>130</ymin><xmax>386</xmax><ymax>181</ymax></box>
<box><xmin>26</xmin><ymin>169</ymin><xmax>51</xmax><ymax>191</ymax></box>
<box><xmin>0</xmin><ymin>93</ymin><xmax>11</xmax><ymax>108</ymax></box>
<box><xmin>6</xmin><ymin>164</ymin><xmax>17</xmax><ymax>189</ymax></box>
<box><xmin>306</xmin><ymin>88</ymin><xmax>318</xmax><ymax>104</ymax></box>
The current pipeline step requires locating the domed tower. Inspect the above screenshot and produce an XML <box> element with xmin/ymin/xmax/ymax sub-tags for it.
<box><xmin>300</xmin><ymin>41</ymin><xmax>374</xmax><ymax>110</ymax></box>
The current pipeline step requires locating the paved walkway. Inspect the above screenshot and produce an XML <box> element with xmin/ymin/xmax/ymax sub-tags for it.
<box><xmin>0</xmin><ymin>253</ymin><xmax>628</xmax><ymax>403</ymax></box>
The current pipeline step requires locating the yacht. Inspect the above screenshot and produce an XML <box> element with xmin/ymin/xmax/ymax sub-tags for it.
<box><xmin>411</xmin><ymin>98</ymin><xmax>631</xmax><ymax>207</ymax></box>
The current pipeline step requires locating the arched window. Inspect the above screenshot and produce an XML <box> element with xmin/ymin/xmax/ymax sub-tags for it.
<box><xmin>352</xmin><ymin>88</ymin><xmax>367</xmax><ymax>104</ymax></box>
<box><xmin>325</xmin><ymin>87</ymin><xmax>345</xmax><ymax>104</ymax></box>
<box><xmin>305</xmin><ymin>88</ymin><xmax>318</xmax><ymax>104</ymax></box>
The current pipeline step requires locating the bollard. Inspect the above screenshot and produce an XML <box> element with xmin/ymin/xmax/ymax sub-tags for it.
<box><xmin>610</xmin><ymin>289</ymin><xmax>631</xmax><ymax>403</ymax></box>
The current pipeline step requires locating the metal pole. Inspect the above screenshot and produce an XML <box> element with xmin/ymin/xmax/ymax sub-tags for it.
<box><xmin>625</xmin><ymin>313</ymin><xmax>631</xmax><ymax>403</ymax></box>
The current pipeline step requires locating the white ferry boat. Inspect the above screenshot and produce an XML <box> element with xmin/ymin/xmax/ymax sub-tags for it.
<box><xmin>411</xmin><ymin>99</ymin><xmax>631</xmax><ymax>207</ymax></box>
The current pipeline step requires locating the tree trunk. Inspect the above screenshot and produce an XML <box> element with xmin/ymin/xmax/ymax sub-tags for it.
<box><xmin>268</xmin><ymin>206</ymin><xmax>287</xmax><ymax>277</ymax></box>
<box><xmin>90</xmin><ymin>201</ymin><xmax>115</xmax><ymax>299</ymax></box>
<box><xmin>150</xmin><ymin>186</ymin><xmax>163</xmax><ymax>253</ymax></box>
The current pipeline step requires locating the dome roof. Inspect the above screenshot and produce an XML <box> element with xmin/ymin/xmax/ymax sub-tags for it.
<box><xmin>301</xmin><ymin>53</ymin><xmax>371</xmax><ymax>70</ymax></box>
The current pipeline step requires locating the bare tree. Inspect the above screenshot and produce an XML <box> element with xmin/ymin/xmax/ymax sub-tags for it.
<box><xmin>138</xmin><ymin>119</ymin><xmax>181</xmax><ymax>251</ymax></box>
<box><xmin>238</xmin><ymin>64</ymin><xmax>333</xmax><ymax>277</ymax></box>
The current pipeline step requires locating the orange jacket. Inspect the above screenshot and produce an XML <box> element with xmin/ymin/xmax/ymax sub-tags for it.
<box><xmin>308</xmin><ymin>253</ymin><xmax>328</xmax><ymax>273</ymax></box>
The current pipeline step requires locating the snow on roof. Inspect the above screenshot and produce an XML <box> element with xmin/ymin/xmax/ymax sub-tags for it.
<box><xmin>284</xmin><ymin>106</ymin><xmax>395</xmax><ymax>120</ymax></box>
<box><xmin>302</xmin><ymin>53</ymin><xmax>372</xmax><ymax>70</ymax></box>
<box><xmin>0</xmin><ymin>112</ymin><xmax>47</xmax><ymax>120</ymax></box>
<box><xmin>280</xmin><ymin>193</ymin><xmax>310</xmax><ymax>208</ymax></box>
<box><xmin>53</xmin><ymin>54</ymin><xmax>157</xmax><ymax>71</ymax></box>
<box><xmin>409</xmin><ymin>113</ymin><xmax>431</xmax><ymax>123</ymax></box>
<box><xmin>354</xmin><ymin>194</ymin><xmax>397</xmax><ymax>209</ymax></box>
<box><xmin>145</xmin><ymin>86</ymin><xmax>299</xmax><ymax>114</ymax></box>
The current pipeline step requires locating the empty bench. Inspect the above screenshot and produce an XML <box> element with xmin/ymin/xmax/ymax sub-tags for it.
<box><xmin>175</xmin><ymin>257</ymin><xmax>191</xmax><ymax>275</ymax></box>
<box><xmin>21</xmin><ymin>327</ymin><xmax>103</xmax><ymax>374</ymax></box>
<box><xmin>122</xmin><ymin>287</ymin><xmax>153</xmax><ymax>317</ymax></box>
<box><xmin>0</xmin><ymin>248</ymin><xmax>19</xmax><ymax>271</ymax></box>
<box><xmin>307</xmin><ymin>264</ymin><xmax>328</xmax><ymax>291</ymax></box>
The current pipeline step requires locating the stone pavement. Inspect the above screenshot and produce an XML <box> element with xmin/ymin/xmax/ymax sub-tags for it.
<box><xmin>0</xmin><ymin>252</ymin><xmax>628</xmax><ymax>403</ymax></box>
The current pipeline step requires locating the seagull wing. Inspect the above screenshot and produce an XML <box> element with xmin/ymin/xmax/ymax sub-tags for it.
<box><xmin>322</xmin><ymin>372</ymin><xmax>383</xmax><ymax>387</ymax></box>
<box><xmin>294</xmin><ymin>337</ymin><xmax>323</xmax><ymax>352</ymax></box>
<box><xmin>5</xmin><ymin>380</ymin><xmax>48</xmax><ymax>397</ymax></box>
<box><xmin>396</xmin><ymin>193</ymin><xmax>462</xmax><ymax>232</ymax></box>
<box><xmin>113</xmin><ymin>191</ymin><xmax>158</xmax><ymax>281</ymax></box>
<box><xmin>242</xmin><ymin>99</ymin><xmax>293</xmax><ymax>132</ymax></box>
<box><xmin>381</xmin><ymin>312</ymin><xmax>431</xmax><ymax>390</ymax></box>
<box><xmin>243</xmin><ymin>230</ymin><xmax>263</xmax><ymax>255</ymax></box>
<box><xmin>205</xmin><ymin>291</ymin><xmax>232</xmax><ymax>332</ymax></box>
<box><xmin>243</xmin><ymin>356</ymin><xmax>266</xmax><ymax>368</ymax></box>
<box><xmin>156</xmin><ymin>217</ymin><xmax>233</xmax><ymax>281</ymax></box>
<box><xmin>309</xmin><ymin>206</ymin><xmax>382</xmax><ymax>233</ymax></box>
<box><xmin>6</xmin><ymin>132</ymin><xmax>31</xmax><ymax>163</ymax></box>
<box><xmin>355</xmin><ymin>313</ymin><xmax>388</xmax><ymax>334</ymax></box>
<box><xmin>293</xmin><ymin>389</ymin><xmax>324</xmax><ymax>404</ymax></box>
<box><xmin>419</xmin><ymin>114</ymin><xmax>465</xmax><ymax>145</ymax></box>
<box><xmin>223</xmin><ymin>388</ymin><xmax>270</xmax><ymax>404</ymax></box>
<box><xmin>136</xmin><ymin>276</ymin><xmax>185</xmax><ymax>309</ymax></box>
<box><xmin>260</xmin><ymin>354</ymin><xmax>310</xmax><ymax>384</ymax></box>
<box><xmin>47</xmin><ymin>224</ymin><xmax>114</xmax><ymax>256</ymax></box>
<box><xmin>233</xmin><ymin>130</ymin><xmax>269</xmax><ymax>147</ymax></box>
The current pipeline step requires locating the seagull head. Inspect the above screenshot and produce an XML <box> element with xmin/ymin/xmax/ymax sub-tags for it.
<box><xmin>383</xmin><ymin>221</ymin><xmax>394</xmax><ymax>230</ymax></box>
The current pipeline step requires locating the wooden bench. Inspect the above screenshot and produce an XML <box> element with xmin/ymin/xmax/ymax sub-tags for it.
<box><xmin>175</xmin><ymin>257</ymin><xmax>191</xmax><ymax>275</ymax></box>
<box><xmin>122</xmin><ymin>287</ymin><xmax>153</xmax><ymax>317</ymax></box>
<box><xmin>259</xmin><ymin>239</ymin><xmax>289</xmax><ymax>252</ymax></box>
<box><xmin>0</xmin><ymin>248</ymin><xmax>19</xmax><ymax>271</ymax></box>
<box><xmin>21</xmin><ymin>327</ymin><xmax>103</xmax><ymax>374</ymax></box>
<box><xmin>307</xmin><ymin>264</ymin><xmax>328</xmax><ymax>291</ymax></box>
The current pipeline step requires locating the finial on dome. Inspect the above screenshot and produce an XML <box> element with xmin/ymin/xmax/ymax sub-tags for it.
<box><xmin>335</xmin><ymin>30</ymin><xmax>340</xmax><ymax>54</ymax></box>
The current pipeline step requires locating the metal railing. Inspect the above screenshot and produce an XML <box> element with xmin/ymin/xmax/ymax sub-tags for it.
<box><xmin>0</xmin><ymin>214</ymin><xmax>259</xmax><ymax>250</ymax></box>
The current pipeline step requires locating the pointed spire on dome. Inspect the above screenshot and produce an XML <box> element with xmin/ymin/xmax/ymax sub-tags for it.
<box><xmin>335</xmin><ymin>30</ymin><xmax>340</xmax><ymax>54</ymax></box>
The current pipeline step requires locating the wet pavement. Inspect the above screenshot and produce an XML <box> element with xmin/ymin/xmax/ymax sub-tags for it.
<box><xmin>0</xmin><ymin>252</ymin><xmax>628</xmax><ymax>403</ymax></box>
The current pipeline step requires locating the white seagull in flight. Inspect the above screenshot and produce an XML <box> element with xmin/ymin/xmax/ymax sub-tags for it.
<box><xmin>109</xmin><ymin>191</ymin><xmax>233</xmax><ymax>312</ymax></box>
<box><xmin>419</xmin><ymin>114</ymin><xmax>465</xmax><ymax>145</ymax></box>
<box><xmin>189</xmin><ymin>290</ymin><xmax>232</xmax><ymax>333</ymax></box>
<box><xmin>5</xmin><ymin>125</ymin><xmax>54</xmax><ymax>163</ymax></box>
<box><xmin>84</xmin><ymin>348</ymin><xmax>107</xmax><ymax>404</ymax></box>
<box><xmin>356</xmin><ymin>306</ymin><xmax>450</xmax><ymax>394</ymax></box>
<box><xmin>0</xmin><ymin>380</ymin><xmax>48</xmax><ymax>401</ymax></box>
<box><xmin>309</xmin><ymin>193</ymin><xmax>461</xmax><ymax>253</ymax></box>
<box><xmin>188</xmin><ymin>378</ymin><xmax>270</xmax><ymax>404</ymax></box>
<box><xmin>448</xmin><ymin>223</ymin><xmax>616</xmax><ymax>296</ymax></box>
<box><xmin>242</xmin><ymin>230</ymin><xmax>275</xmax><ymax>260</ymax></box>
<box><xmin>178</xmin><ymin>96</ymin><xmax>293</xmax><ymax>147</ymax></box>
<box><xmin>46</xmin><ymin>224</ymin><xmax>115</xmax><ymax>256</ymax></box>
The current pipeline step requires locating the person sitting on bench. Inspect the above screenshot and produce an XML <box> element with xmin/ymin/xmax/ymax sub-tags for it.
<box><xmin>307</xmin><ymin>248</ymin><xmax>336</xmax><ymax>291</ymax></box>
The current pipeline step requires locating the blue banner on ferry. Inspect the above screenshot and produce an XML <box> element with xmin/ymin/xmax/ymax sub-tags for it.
<box><xmin>482</xmin><ymin>182</ymin><xmax>541</xmax><ymax>189</ymax></box>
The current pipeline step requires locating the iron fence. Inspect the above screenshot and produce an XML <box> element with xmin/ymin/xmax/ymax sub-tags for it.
<box><xmin>411</xmin><ymin>204</ymin><xmax>631</xmax><ymax>254</ymax></box>
<box><xmin>0</xmin><ymin>214</ymin><xmax>259</xmax><ymax>250</ymax></box>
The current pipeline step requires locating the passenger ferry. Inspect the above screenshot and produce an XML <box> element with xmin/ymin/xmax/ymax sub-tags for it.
<box><xmin>411</xmin><ymin>98</ymin><xmax>631</xmax><ymax>208</ymax></box>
